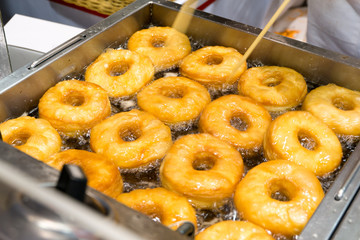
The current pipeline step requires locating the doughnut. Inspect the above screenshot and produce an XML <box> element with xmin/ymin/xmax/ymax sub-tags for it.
<box><xmin>195</xmin><ymin>221</ymin><xmax>274</xmax><ymax>240</ymax></box>
<box><xmin>90</xmin><ymin>109</ymin><xmax>172</xmax><ymax>169</ymax></box>
<box><xmin>46</xmin><ymin>149</ymin><xmax>123</xmax><ymax>198</ymax></box>
<box><xmin>38</xmin><ymin>79</ymin><xmax>111</xmax><ymax>137</ymax></box>
<box><xmin>234</xmin><ymin>160</ymin><xmax>324</xmax><ymax>236</ymax></box>
<box><xmin>238</xmin><ymin>66</ymin><xmax>307</xmax><ymax>112</ymax></box>
<box><xmin>199</xmin><ymin>94</ymin><xmax>271</xmax><ymax>157</ymax></box>
<box><xmin>264</xmin><ymin>111</ymin><xmax>343</xmax><ymax>176</ymax></box>
<box><xmin>116</xmin><ymin>187</ymin><xmax>197</xmax><ymax>230</ymax></box>
<box><xmin>302</xmin><ymin>84</ymin><xmax>360</xmax><ymax>135</ymax></box>
<box><xmin>85</xmin><ymin>48</ymin><xmax>154</xmax><ymax>98</ymax></box>
<box><xmin>128</xmin><ymin>26</ymin><xmax>191</xmax><ymax>72</ymax></box>
<box><xmin>0</xmin><ymin>116</ymin><xmax>61</xmax><ymax>161</ymax></box>
<box><xmin>180</xmin><ymin>46</ymin><xmax>247</xmax><ymax>91</ymax></box>
<box><xmin>160</xmin><ymin>133</ymin><xmax>243</xmax><ymax>209</ymax></box>
<box><xmin>137</xmin><ymin>76</ymin><xmax>211</xmax><ymax>127</ymax></box>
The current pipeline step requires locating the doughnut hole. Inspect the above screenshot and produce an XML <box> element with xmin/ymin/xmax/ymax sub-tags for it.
<box><xmin>297</xmin><ymin>129</ymin><xmax>317</xmax><ymax>151</ymax></box>
<box><xmin>119</xmin><ymin>126</ymin><xmax>142</xmax><ymax>142</ymax></box>
<box><xmin>151</xmin><ymin>36</ymin><xmax>167</xmax><ymax>48</ymax></box>
<box><xmin>108</xmin><ymin>61</ymin><xmax>130</xmax><ymax>76</ymax></box>
<box><xmin>230</xmin><ymin>113</ymin><xmax>249</xmax><ymax>131</ymax></box>
<box><xmin>332</xmin><ymin>97</ymin><xmax>354</xmax><ymax>111</ymax></box>
<box><xmin>269</xmin><ymin>178</ymin><xmax>296</xmax><ymax>202</ymax></box>
<box><xmin>192</xmin><ymin>151</ymin><xmax>216</xmax><ymax>171</ymax></box>
<box><xmin>161</xmin><ymin>86</ymin><xmax>184</xmax><ymax>99</ymax></box>
<box><xmin>8</xmin><ymin>131</ymin><xmax>31</xmax><ymax>146</ymax></box>
<box><xmin>62</xmin><ymin>90</ymin><xmax>85</xmax><ymax>106</ymax></box>
<box><xmin>203</xmin><ymin>54</ymin><xmax>223</xmax><ymax>65</ymax></box>
<box><xmin>261</xmin><ymin>73</ymin><xmax>283</xmax><ymax>87</ymax></box>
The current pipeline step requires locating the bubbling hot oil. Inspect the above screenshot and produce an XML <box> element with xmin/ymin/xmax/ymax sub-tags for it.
<box><xmin>24</xmin><ymin>34</ymin><xmax>360</xmax><ymax>240</ymax></box>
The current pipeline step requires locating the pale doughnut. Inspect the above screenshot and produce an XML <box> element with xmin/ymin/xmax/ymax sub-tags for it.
<box><xmin>90</xmin><ymin>109</ymin><xmax>172</xmax><ymax>169</ymax></box>
<box><xmin>264</xmin><ymin>111</ymin><xmax>343</xmax><ymax>176</ymax></box>
<box><xmin>128</xmin><ymin>26</ymin><xmax>191</xmax><ymax>72</ymax></box>
<box><xmin>302</xmin><ymin>84</ymin><xmax>360</xmax><ymax>135</ymax></box>
<box><xmin>199</xmin><ymin>94</ymin><xmax>271</xmax><ymax>157</ymax></box>
<box><xmin>46</xmin><ymin>149</ymin><xmax>123</xmax><ymax>198</ymax></box>
<box><xmin>38</xmin><ymin>79</ymin><xmax>111</xmax><ymax>137</ymax></box>
<box><xmin>137</xmin><ymin>76</ymin><xmax>211</xmax><ymax>127</ymax></box>
<box><xmin>238</xmin><ymin>66</ymin><xmax>307</xmax><ymax>112</ymax></box>
<box><xmin>0</xmin><ymin>116</ymin><xmax>61</xmax><ymax>161</ymax></box>
<box><xmin>85</xmin><ymin>48</ymin><xmax>154</xmax><ymax>98</ymax></box>
<box><xmin>117</xmin><ymin>187</ymin><xmax>197</xmax><ymax>230</ymax></box>
<box><xmin>160</xmin><ymin>133</ymin><xmax>243</xmax><ymax>209</ymax></box>
<box><xmin>234</xmin><ymin>160</ymin><xmax>324</xmax><ymax>236</ymax></box>
<box><xmin>180</xmin><ymin>46</ymin><xmax>247</xmax><ymax>91</ymax></box>
<box><xmin>195</xmin><ymin>221</ymin><xmax>274</xmax><ymax>240</ymax></box>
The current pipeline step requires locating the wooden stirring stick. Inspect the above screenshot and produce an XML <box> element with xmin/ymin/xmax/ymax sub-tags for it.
<box><xmin>232</xmin><ymin>0</ymin><xmax>291</xmax><ymax>74</ymax></box>
<box><xmin>172</xmin><ymin>0</ymin><xmax>199</xmax><ymax>33</ymax></box>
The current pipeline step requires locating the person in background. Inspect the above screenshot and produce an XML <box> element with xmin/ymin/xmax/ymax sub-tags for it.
<box><xmin>307</xmin><ymin>0</ymin><xmax>360</xmax><ymax>59</ymax></box>
<box><xmin>202</xmin><ymin>0</ymin><xmax>305</xmax><ymax>28</ymax></box>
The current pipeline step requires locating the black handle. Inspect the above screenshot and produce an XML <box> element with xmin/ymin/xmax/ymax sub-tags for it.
<box><xmin>176</xmin><ymin>221</ymin><xmax>195</xmax><ymax>239</ymax></box>
<box><xmin>56</xmin><ymin>164</ymin><xmax>87</xmax><ymax>202</ymax></box>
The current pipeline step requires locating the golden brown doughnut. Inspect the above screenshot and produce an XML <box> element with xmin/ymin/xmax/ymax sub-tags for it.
<box><xmin>199</xmin><ymin>94</ymin><xmax>271</xmax><ymax>157</ymax></box>
<box><xmin>90</xmin><ymin>109</ymin><xmax>172</xmax><ymax>169</ymax></box>
<box><xmin>195</xmin><ymin>221</ymin><xmax>274</xmax><ymax>240</ymax></box>
<box><xmin>238</xmin><ymin>66</ymin><xmax>307</xmax><ymax>112</ymax></box>
<box><xmin>264</xmin><ymin>111</ymin><xmax>343</xmax><ymax>176</ymax></box>
<box><xmin>137</xmin><ymin>76</ymin><xmax>211</xmax><ymax>127</ymax></box>
<box><xmin>85</xmin><ymin>48</ymin><xmax>154</xmax><ymax>98</ymax></box>
<box><xmin>128</xmin><ymin>27</ymin><xmax>191</xmax><ymax>72</ymax></box>
<box><xmin>38</xmin><ymin>79</ymin><xmax>111</xmax><ymax>137</ymax></box>
<box><xmin>234</xmin><ymin>160</ymin><xmax>324</xmax><ymax>236</ymax></box>
<box><xmin>160</xmin><ymin>133</ymin><xmax>243</xmax><ymax>209</ymax></box>
<box><xmin>0</xmin><ymin>116</ymin><xmax>61</xmax><ymax>161</ymax></box>
<box><xmin>117</xmin><ymin>187</ymin><xmax>197</xmax><ymax>230</ymax></box>
<box><xmin>302</xmin><ymin>84</ymin><xmax>360</xmax><ymax>135</ymax></box>
<box><xmin>46</xmin><ymin>149</ymin><xmax>123</xmax><ymax>198</ymax></box>
<box><xmin>180</xmin><ymin>46</ymin><xmax>247</xmax><ymax>91</ymax></box>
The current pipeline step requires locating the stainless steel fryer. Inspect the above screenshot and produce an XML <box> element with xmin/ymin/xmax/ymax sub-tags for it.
<box><xmin>0</xmin><ymin>0</ymin><xmax>360</xmax><ymax>239</ymax></box>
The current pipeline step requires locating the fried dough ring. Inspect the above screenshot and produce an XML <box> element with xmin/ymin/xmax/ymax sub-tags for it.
<box><xmin>160</xmin><ymin>133</ymin><xmax>243</xmax><ymax>209</ymax></box>
<box><xmin>264</xmin><ymin>111</ymin><xmax>343</xmax><ymax>176</ymax></box>
<box><xmin>0</xmin><ymin>116</ymin><xmax>61</xmax><ymax>161</ymax></box>
<box><xmin>85</xmin><ymin>49</ymin><xmax>154</xmax><ymax>98</ymax></box>
<box><xmin>302</xmin><ymin>84</ymin><xmax>360</xmax><ymax>135</ymax></box>
<box><xmin>38</xmin><ymin>79</ymin><xmax>111</xmax><ymax>137</ymax></box>
<box><xmin>90</xmin><ymin>109</ymin><xmax>172</xmax><ymax>169</ymax></box>
<box><xmin>238</xmin><ymin>66</ymin><xmax>307</xmax><ymax>112</ymax></box>
<box><xmin>128</xmin><ymin>27</ymin><xmax>191</xmax><ymax>72</ymax></box>
<box><xmin>180</xmin><ymin>46</ymin><xmax>247</xmax><ymax>91</ymax></box>
<box><xmin>195</xmin><ymin>221</ymin><xmax>274</xmax><ymax>240</ymax></box>
<box><xmin>137</xmin><ymin>76</ymin><xmax>211</xmax><ymax>127</ymax></box>
<box><xmin>117</xmin><ymin>188</ymin><xmax>197</xmax><ymax>230</ymax></box>
<box><xmin>234</xmin><ymin>160</ymin><xmax>324</xmax><ymax>236</ymax></box>
<box><xmin>199</xmin><ymin>95</ymin><xmax>271</xmax><ymax>157</ymax></box>
<box><xmin>46</xmin><ymin>149</ymin><xmax>123</xmax><ymax>198</ymax></box>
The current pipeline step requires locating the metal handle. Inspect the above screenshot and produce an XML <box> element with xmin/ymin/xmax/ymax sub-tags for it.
<box><xmin>56</xmin><ymin>164</ymin><xmax>88</xmax><ymax>202</ymax></box>
<box><xmin>29</xmin><ymin>34</ymin><xmax>85</xmax><ymax>69</ymax></box>
<box><xmin>176</xmin><ymin>222</ymin><xmax>195</xmax><ymax>239</ymax></box>
<box><xmin>335</xmin><ymin>159</ymin><xmax>360</xmax><ymax>201</ymax></box>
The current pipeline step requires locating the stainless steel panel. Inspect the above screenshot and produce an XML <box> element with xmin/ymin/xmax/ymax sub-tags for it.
<box><xmin>0</xmin><ymin>0</ymin><xmax>360</xmax><ymax>238</ymax></box>
<box><xmin>332</xmin><ymin>188</ymin><xmax>360</xmax><ymax>239</ymax></box>
<box><xmin>0</xmin><ymin>11</ymin><xmax>11</xmax><ymax>80</ymax></box>
<box><xmin>0</xmin><ymin>141</ymin><xmax>190</xmax><ymax>240</ymax></box>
